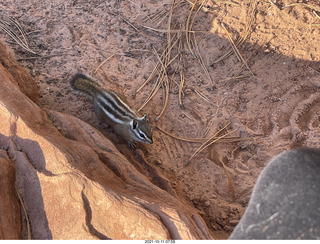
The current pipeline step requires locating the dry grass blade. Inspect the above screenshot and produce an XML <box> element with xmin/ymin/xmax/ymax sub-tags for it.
<box><xmin>9</xmin><ymin>17</ymin><xmax>29</xmax><ymax>47</ymax></box>
<box><xmin>133</xmin><ymin>61</ymin><xmax>160</xmax><ymax>96</ymax></box>
<box><xmin>185</xmin><ymin>0</ymin><xmax>194</xmax><ymax>5</ymax></box>
<box><xmin>138</xmin><ymin>70</ymin><xmax>163</xmax><ymax>111</ymax></box>
<box><xmin>159</xmin><ymin>0</ymin><xmax>174</xmax><ymax>122</ymax></box>
<box><xmin>185</xmin><ymin>0</ymin><xmax>206</xmax><ymax>56</ymax></box>
<box><xmin>177</xmin><ymin>27</ymin><xmax>185</xmax><ymax>109</ymax></box>
<box><xmin>15</xmin><ymin>186</ymin><xmax>31</xmax><ymax>240</ymax></box>
<box><xmin>142</xmin><ymin>26</ymin><xmax>206</xmax><ymax>33</ymax></box>
<box><xmin>17</xmin><ymin>52</ymin><xmax>74</xmax><ymax>61</ymax></box>
<box><xmin>221</xmin><ymin>23</ymin><xmax>254</xmax><ymax>76</ymax></box>
<box><xmin>94</xmin><ymin>54</ymin><xmax>115</xmax><ymax>74</ymax></box>
<box><xmin>308</xmin><ymin>65</ymin><xmax>320</xmax><ymax>75</ymax></box>
<box><xmin>189</xmin><ymin>122</ymin><xmax>230</xmax><ymax>153</ymax></box>
<box><xmin>157</xmin><ymin>126</ymin><xmax>243</xmax><ymax>143</ymax></box>
<box><xmin>179</xmin><ymin>70</ymin><xmax>185</xmax><ymax>108</ymax></box>
<box><xmin>134</xmin><ymin>35</ymin><xmax>180</xmax><ymax>96</ymax></box>
<box><xmin>211</xmin><ymin>0</ymin><xmax>257</xmax><ymax>64</ymax></box>
<box><xmin>155</xmin><ymin>3</ymin><xmax>182</xmax><ymax>120</ymax></box>
<box><xmin>145</xmin><ymin>8</ymin><xmax>167</xmax><ymax>23</ymax></box>
<box><xmin>157</xmin><ymin>126</ymin><xmax>207</xmax><ymax>142</ymax></box>
<box><xmin>267</xmin><ymin>0</ymin><xmax>276</xmax><ymax>7</ymax></box>
<box><xmin>211</xmin><ymin>38</ymin><xmax>240</xmax><ymax>64</ymax></box>
<box><xmin>137</xmin><ymin>28</ymin><xmax>180</xmax><ymax>111</ymax></box>
<box><xmin>144</xmin><ymin>0</ymin><xmax>186</xmax><ymax>27</ymax></box>
<box><xmin>156</xmin><ymin>75</ymin><xmax>170</xmax><ymax>121</ymax></box>
<box><xmin>166</xmin><ymin>0</ymin><xmax>175</xmax><ymax>64</ymax></box>
<box><xmin>156</xmin><ymin>11</ymin><xmax>171</xmax><ymax>27</ymax></box>
<box><xmin>194</xmin><ymin>87</ymin><xmax>214</xmax><ymax>104</ymax></box>
<box><xmin>243</xmin><ymin>0</ymin><xmax>257</xmax><ymax>43</ymax></box>
<box><xmin>193</xmin><ymin>33</ymin><xmax>214</xmax><ymax>84</ymax></box>
<box><xmin>186</xmin><ymin>129</ymin><xmax>237</xmax><ymax>166</ymax></box>
<box><xmin>186</xmin><ymin>123</ymin><xmax>233</xmax><ymax>165</ymax></box>
<box><xmin>219</xmin><ymin>1</ymin><xmax>240</xmax><ymax>6</ymax></box>
<box><xmin>0</xmin><ymin>18</ymin><xmax>36</xmax><ymax>54</ymax></box>
<box><xmin>221</xmin><ymin>74</ymin><xmax>251</xmax><ymax>82</ymax></box>
<box><xmin>204</xmin><ymin>119</ymin><xmax>214</xmax><ymax>137</ymax></box>
<box><xmin>311</xmin><ymin>11</ymin><xmax>320</xmax><ymax>26</ymax></box>
<box><xmin>190</xmin><ymin>0</ymin><xmax>206</xmax><ymax>29</ymax></box>
<box><xmin>283</xmin><ymin>3</ymin><xmax>320</xmax><ymax>13</ymax></box>
<box><xmin>313</xmin><ymin>11</ymin><xmax>320</xmax><ymax>20</ymax></box>
<box><xmin>185</xmin><ymin>0</ymin><xmax>197</xmax><ymax>56</ymax></box>
<box><xmin>153</xmin><ymin>1</ymin><xmax>185</xmax><ymax>27</ymax></box>
<box><xmin>221</xmin><ymin>24</ymin><xmax>240</xmax><ymax>62</ymax></box>
<box><xmin>250</xmin><ymin>53</ymin><xmax>276</xmax><ymax>71</ymax></box>
<box><xmin>152</xmin><ymin>46</ymin><xmax>170</xmax><ymax>120</ymax></box>
<box><xmin>137</xmin><ymin>50</ymin><xmax>179</xmax><ymax>111</ymax></box>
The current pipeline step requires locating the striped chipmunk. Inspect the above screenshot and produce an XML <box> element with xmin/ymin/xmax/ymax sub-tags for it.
<box><xmin>70</xmin><ymin>73</ymin><xmax>153</xmax><ymax>147</ymax></box>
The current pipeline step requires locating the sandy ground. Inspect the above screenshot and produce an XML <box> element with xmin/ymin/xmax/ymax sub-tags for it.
<box><xmin>1</xmin><ymin>0</ymin><xmax>320</xmax><ymax>239</ymax></box>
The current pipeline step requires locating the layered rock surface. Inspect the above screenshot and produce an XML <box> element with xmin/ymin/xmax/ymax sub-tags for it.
<box><xmin>0</xmin><ymin>40</ymin><xmax>212</xmax><ymax>239</ymax></box>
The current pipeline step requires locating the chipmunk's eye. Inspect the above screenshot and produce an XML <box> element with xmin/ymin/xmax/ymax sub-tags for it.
<box><xmin>139</xmin><ymin>132</ymin><xmax>145</xmax><ymax>138</ymax></box>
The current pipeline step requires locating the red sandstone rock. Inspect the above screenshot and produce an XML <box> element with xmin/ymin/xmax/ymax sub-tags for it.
<box><xmin>0</xmin><ymin>150</ymin><xmax>22</xmax><ymax>239</ymax></box>
<box><xmin>0</xmin><ymin>41</ymin><xmax>212</xmax><ymax>240</ymax></box>
<box><xmin>0</xmin><ymin>41</ymin><xmax>38</xmax><ymax>104</ymax></box>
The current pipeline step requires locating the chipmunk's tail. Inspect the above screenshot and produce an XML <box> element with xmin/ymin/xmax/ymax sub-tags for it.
<box><xmin>70</xmin><ymin>73</ymin><xmax>99</xmax><ymax>96</ymax></box>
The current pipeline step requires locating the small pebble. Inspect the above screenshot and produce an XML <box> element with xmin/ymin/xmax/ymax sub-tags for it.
<box><xmin>204</xmin><ymin>200</ymin><xmax>211</xmax><ymax>207</ymax></box>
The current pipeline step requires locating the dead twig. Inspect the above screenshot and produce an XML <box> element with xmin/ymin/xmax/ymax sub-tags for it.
<box><xmin>94</xmin><ymin>54</ymin><xmax>115</xmax><ymax>74</ymax></box>
<box><xmin>107</xmin><ymin>11</ymin><xmax>141</xmax><ymax>33</ymax></box>
<box><xmin>15</xmin><ymin>186</ymin><xmax>31</xmax><ymax>240</ymax></box>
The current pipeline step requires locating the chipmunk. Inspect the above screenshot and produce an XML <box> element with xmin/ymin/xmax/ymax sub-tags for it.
<box><xmin>70</xmin><ymin>73</ymin><xmax>153</xmax><ymax>146</ymax></box>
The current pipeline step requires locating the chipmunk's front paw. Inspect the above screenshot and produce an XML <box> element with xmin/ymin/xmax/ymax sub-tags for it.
<box><xmin>127</xmin><ymin>140</ymin><xmax>136</xmax><ymax>149</ymax></box>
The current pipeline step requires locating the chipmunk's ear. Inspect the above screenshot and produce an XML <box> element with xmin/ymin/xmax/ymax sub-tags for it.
<box><xmin>131</xmin><ymin>119</ymin><xmax>138</xmax><ymax>129</ymax></box>
<box><xmin>142</xmin><ymin>114</ymin><xmax>147</xmax><ymax>121</ymax></box>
